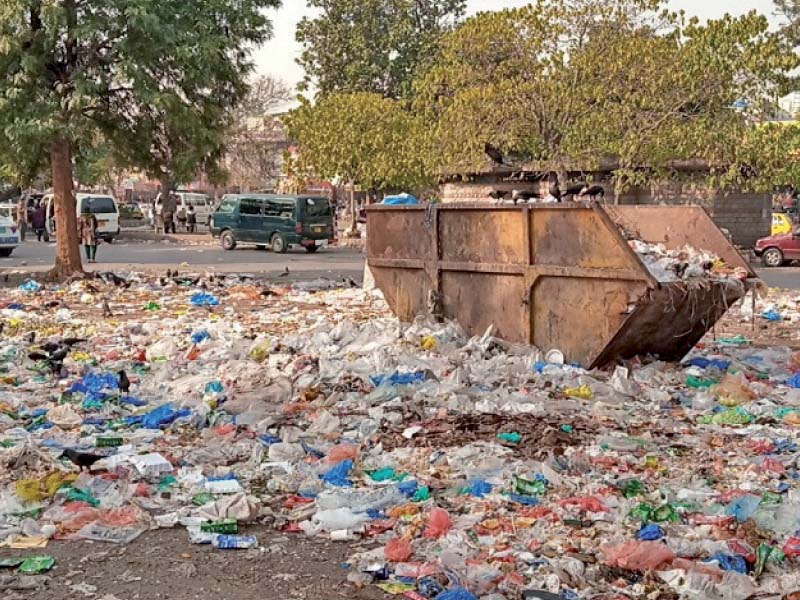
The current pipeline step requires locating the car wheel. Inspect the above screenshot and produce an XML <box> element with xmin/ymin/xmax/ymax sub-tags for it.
<box><xmin>220</xmin><ymin>230</ymin><xmax>237</xmax><ymax>251</ymax></box>
<box><xmin>305</xmin><ymin>245</ymin><xmax>319</xmax><ymax>253</ymax></box>
<box><xmin>0</xmin><ymin>248</ymin><xmax>12</xmax><ymax>257</ymax></box>
<box><xmin>271</xmin><ymin>233</ymin><xmax>287</xmax><ymax>254</ymax></box>
<box><xmin>762</xmin><ymin>248</ymin><xmax>784</xmax><ymax>268</ymax></box>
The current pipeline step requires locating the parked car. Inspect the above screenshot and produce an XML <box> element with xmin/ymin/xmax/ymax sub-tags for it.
<box><xmin>154</xmin><ymin>191</ymin><xmax>213</xmax><ymax>225</ymax></box>
<box><xmin>772</xmin><ymin>212</ymin><xmax>794</xmax><ymax>236</ymax></box>
<box><xmin>43</xmin><ymin>193</ymin><xmax>121</xmax><ymax>243</ymax></box>
<box><xmin>210</xmin><ymin>194</ymin><xmax>335</xmax><ymax>253</ymax></box>
<box><xmin>0</xmin><ymin>204</ymin><xmax>21</xmax><ymax>257</ymax></box>
<box><xmin>119</xmin><ymin>202</ymin><xmax>144</xmax><ymax>221</ymax></box>
<box><xmin>754</xmin><ymin>229</ymin><xmax>800</xmax><ymax>267</ymax></box>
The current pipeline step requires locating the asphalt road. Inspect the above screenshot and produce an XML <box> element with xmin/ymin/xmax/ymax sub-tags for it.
<box><xmin>4</xmin><ymin>239</ymin><xmax>800</xmax><ymax>289</ymax></box>
<box><xmin>0</xmin><ymin>239</ymin><xmax>366</xmax><ymax>281</ymax></box>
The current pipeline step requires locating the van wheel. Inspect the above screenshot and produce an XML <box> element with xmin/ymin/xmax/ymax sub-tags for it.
<box><xmin>762</xmin><ymin>248</ymin><xmax>784</xmax><ymax>268</ymax></box>
<box><xmin>305</xmin><ymin>245</ymin><xmax>319</xmax><ymax>253</ymax></box>
<box><xmin>271</xmin><ymin>234</ymin><xmax>287</xmax><ymax>254</ymax></box>
<box><xmin>0</xmin><ymin>248</ymin><xmax>12</xmax><ymax>257</ymax></box>
<box><xmin>220</xmin><ymin>230</ymin><xmax>237</xmax><ymax>251</ymax></box>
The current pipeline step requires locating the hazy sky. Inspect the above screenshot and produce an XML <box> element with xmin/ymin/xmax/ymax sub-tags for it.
<box><xmin>255</xmin><ymin>0</ymin><xmax>778</xmax><ymax>89</ymax></box>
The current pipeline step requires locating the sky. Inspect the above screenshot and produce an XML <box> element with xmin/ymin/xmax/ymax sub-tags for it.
<box><xmin>254</xmin><ymin>0</ymin><xmax>778</xmax><ymax>91</ymax></box>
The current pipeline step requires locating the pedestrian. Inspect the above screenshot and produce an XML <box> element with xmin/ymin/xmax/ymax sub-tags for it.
<box><xmin>31</xmin><ymin>201</ymin><xmax>47</xmax><ymax>241</ymax></box>
<box><xmin>16</xmin><ymin>196</ymin><xmax>28</xmax><ymax>241</ymax></box>
<box><xmin>162</xmin><ymin>192</ymin><xmax>178</xmax><ymax>234</ymax></box>
<box><xmin>187</xmin><ymin>204</ymin><xmax>197</xmax><ymax>233</ymax></box>
<box><xmin>78</xmin><ymin>205</ymin><xmax>99</xmax><ymax>264</ymax></box>
<box><xmin>177</xmin><ymin>203</ymin><xmax>187</xmax><ymax>232</ymax></box>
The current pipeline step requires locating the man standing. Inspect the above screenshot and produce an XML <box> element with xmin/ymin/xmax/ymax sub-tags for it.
<box><xmin>16</xmin><ymin>195</ymin><xmax>28</xmax><ymax>241</ymax></box>
<box><xmin>162</xmin><ymin>192</ymin><xmax>178</xmax><ymax>234</ymax></box>
<box><xmin>31</xmin><ymin>201</ymin><xmax>48</xmax><ymax>241</ymax></box>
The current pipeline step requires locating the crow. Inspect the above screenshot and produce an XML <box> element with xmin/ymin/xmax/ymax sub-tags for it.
<box><xmin>488</xmin><ymin>190</ymin><xmax>509</xmax><ymax>201</ymax></box>
<box><xmin>580</xmin><ymin>185</ymin><xmax>606</xmax><ymax>199</ymax></box>
<box><xmin>118</xmin><ymin>370</ymin><xmax>130</xmax><ymax>395</ymax></box>
<box><xmin>344</xmin><ymin>277</ymin><xmax>359</xmax><ymax>288</ymax></box>
<box><xmin>102</xmin><ymin>299</ymin><xmax>113</xmax><ymax>318</ymax></box>
<box><xmin>484</xmin><ymin>143</ymin><xmax>507</xmax><ymax>166</ymax></box>
<box><xmin>2</xmin><ymin>274</ymin><xmax>8</xmax><ymax>283</ymax></box>
<box><xmin>279</xmin><ymin>267</ymin><xmax>290</xmax><ymax>278</ymax></box>
<box><xmin>61</xmin><ymin>337</ymin><xmax>86</xmax><ymax>347</ymax></box>
<box><xmin>565</xmin><ymin>183</ymin><xmax>588</xmax><ymax>197</ymax></box>
<box><xmin>260</xmin><ymin>288</ymin><xmax>277</xmax><ymax>297</ymax></box>
<box><xmin>24</xmin><ymin>331</ymin><xmax>35</xmax><ymax>344</ymax></box>
<box><xmin>61</xmin><ymin>449</ymin><xmax>105</xmax><ymax>471</ymax></box>
<box><xmin>512</xmin><ymin>190</ymin><xmax>540</xmax><ymax>204</ymax></box>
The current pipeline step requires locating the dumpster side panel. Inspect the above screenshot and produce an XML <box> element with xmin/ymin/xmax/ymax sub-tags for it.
<box><xmin>604</xmin><ymin>205</ymin><xmax>754</xmax><ymax>275</ymax></box>
<box><xmin>441</xmin><ymin>273</ymin><xmax>528</xmax><ymax>343</ymax></box>
<box><xmin>532</xmin><ymin>208</ymin><xmax>645</xmax><ymax>271</ymax></box>
<box><xmin>440</xmin><ymin>209</ymin><xmax>527</xmax><ymax>264</ymax></box>
<box><xmin>532</xmin><ymin>277</ymin><xmax>648</xmax><ymax>367</ymax></box>
<box><xmin>366</xmin><ymin>208</ymin><xmax>433</xmax><ymax>260</ymax></box>
<box><xmin>371</xmin><ymin>267</ymin><xmax>431</xmax><ymax>322</ymax></box>
<box><xmin>594</xmin><ymin>280</ymin><xmax>746</xmax><ymax>366</ymax></box>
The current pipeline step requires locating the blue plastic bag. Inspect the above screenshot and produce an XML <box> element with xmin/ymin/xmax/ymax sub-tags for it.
<box><xmin>370</xmin><ymin>371</ymin><xmax>426</xmax><ymax>387</ymax></box>
<box><xmin>141</xmin><ymin>404</ymin><xmax>190</xmax><ymax>430</ymax></box>
<box><xmin>469</xmin><ymin>480</ymin><xmax>492</xmax><ymax>498</ymax></box>
<box><xmin>704</xmin><ymin>552</ymin><xmax>748</xmax><ymax>574</ymax></box>
<box><xmin>190</xmin><ymin>293</ymin><xmax>220</xmax><ymax>307</ymax></box>
<box><xmin>398</xmin><ymin>480</ymin><xmax>419</xmax><ymax>497</ymax></box>
<box><xmin>685</xmin><ymin>357</ymin><xmax>731</xmax><ymax>371</ymax></box>
<box><xmin>18</xmin><ymin>279</ymin><xmax>42</xmax><ymax>293</ymax></box>
<box><xmin>191</xmin><ymin>330</ymin><xmax>211</xmax><ymax>344</ymax></box>
<box><xmin>382</xmin><ymin>194</ymin><xmax>419</xmax><ymax>206</ymax></box>
<box><xmin>762</xmin><ymin>309</ymin><xmax>782</xmax><ymax>322</ymax></box>
<box><xmin>637</xmin><ymin>523</ymin><xmax>665</xmax><ymax>541</ymax></box>
<box><xmin>507</xmin><ymin>493</ymin><xmax>541</xmax><ymax>506</ymax></box>
<box><xmin>436</xmin><ymin>588</ymin><xmax>477</xmax><ymax>600</ymax></box>
<box><xmin>321</xmin><ymin>460</ymin><xmax>354</xmax><ymax>487</ymax></box>
<box><xmin>726</xmin><ymin>494</ymin><xmax>761</xmax><ymax>523</ymax></box>
<box><xmin>786</xmin><ymin>374</ymin><xmax>800</xmax><ymax>389</ymax></box>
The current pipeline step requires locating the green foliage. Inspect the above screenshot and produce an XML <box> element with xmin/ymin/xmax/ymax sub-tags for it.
<box><xmin>296</xmin><ymin>0</ymin><xmax>466</xmax><ymax>98</ymax></box>
<box><xmin>0</xmin><ymin>0</ymin><xmax>281</xmax><ymax>186</ymax></box>
<box><xmin>776</xmin><ymin>0</ymin><xmax>799</xmax><ymax>47</ymax></box>
<box><xmin>412</xmin><ymin>0</ymin><xmax>799</xmax><ymax>191</ymax></box>
<box><xmin>284</xmin><ymin>93</ymin><xmax>433</xmax><ymax>191</ymax></box>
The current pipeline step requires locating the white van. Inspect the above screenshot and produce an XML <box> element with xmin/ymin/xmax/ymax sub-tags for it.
<box><xmin>43</xmin><ymin>193</ymin><xmax>121</xmax><ymax>243</ymax></box>
<box><xmin>0</xmin><ymin>203</ymin><xmax>21</xmax><ymax>257</ymax></box>
<box><xmin>155</xmin><ymin>191</ymin><xmax>213</xmax><ymax>226</ymax></box>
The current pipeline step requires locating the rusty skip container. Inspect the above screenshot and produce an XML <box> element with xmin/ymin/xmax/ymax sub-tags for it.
<box><xmin>366</xmin><ymin>203</ymin><xmax>757</xmax><ymax>368</ymax></box>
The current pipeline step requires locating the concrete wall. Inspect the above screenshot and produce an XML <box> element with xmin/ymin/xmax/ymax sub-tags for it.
<box><xmin>441</xmin><ymin>180</ymin><xmax>770</xmax><ymax>248</ymax></box>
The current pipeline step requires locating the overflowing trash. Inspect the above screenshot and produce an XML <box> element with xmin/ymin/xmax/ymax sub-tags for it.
<box><xmin>629</xmin><ymin>240</ymin><xmax>750</xmax><ymax>283</ymax></box>
<box><xmin>2</xmin><ymin>272</ymin><xmax>800</xmax><ymax>599</ymax></box>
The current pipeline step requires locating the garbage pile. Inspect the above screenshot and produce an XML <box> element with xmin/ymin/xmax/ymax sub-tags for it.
<box><xmin>3</xmin><ymin>274</ymin><xmax>800</xmax><ymax>599</ymax></box>
<box><xmin>629</xmin><ymin>241</ymin><xmax>750</xmax><ymax>283</ymax></box>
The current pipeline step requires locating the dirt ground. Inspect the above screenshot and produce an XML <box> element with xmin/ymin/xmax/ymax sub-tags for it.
<box><xmin>0</xmin><ymin>527</ymin><xmax>385</xmax><ymax>600</ymax></box>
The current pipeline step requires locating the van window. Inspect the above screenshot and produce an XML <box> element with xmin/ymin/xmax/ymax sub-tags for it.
<box><xmin>239</xmin><ymin>198</ymin><xmax>263</xmax><ymax>216</ymax></box>
<box><xmin>265</xmin><ymin>200</ymin><xmax>294</xmax><ymax>219</ymax></box>
<box><xmin>217</xmin><ymin>197</ymin><xmax>237</xmax><ymax>213</ymax></box>
<box><xmin>188</xmin><ymin>195</ymin><xmax>209</xmax><ymax>207</ymax></box>
<box><xmin>80</xmin><ymin>197</ymin><xmax>117</xmax><ymax>214</ymax></box>
<box><xmin>302</xmin><ymin>197</ymin><xmax>332</xmax><ymax>219</ymax></box>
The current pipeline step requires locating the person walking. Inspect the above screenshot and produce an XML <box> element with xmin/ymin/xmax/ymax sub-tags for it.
<box><xmin>31</xmin><ymin>202</ymin><xmax>47</xmax><ymax>241</ymax></box>
<box><xmin>186</xmin><ymin>204</ymin><xmax>197</xmax><ymax>233</ymax></box>
<box><xmin>162</xmin><ymin>192</ymin><xmax>178</xmax><ymax>234</ymax></box>
<box><xmin>16</xmin><ymin>196</ymin><xmax>28</xmax><ymax>241</ymax></box>
<box><xmin>78</xmin><ymin>206</ymin><xmax>99</xmax><ymax>264</ymax></box>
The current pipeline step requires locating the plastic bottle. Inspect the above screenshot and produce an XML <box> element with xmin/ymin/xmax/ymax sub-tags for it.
<box><xmin>316</xmin><ymin>485</ymin><xmax>405</xmax><ymax>513</ymax></box>
<box><xmin>212</xmin><ymin>535</ymin><xmax>258</xmax><ymax>549</ymax></box>
<box><xmin>313</xmin><ymin>508</ymin><xmax>370</xmax><ymax>532</ymax></box>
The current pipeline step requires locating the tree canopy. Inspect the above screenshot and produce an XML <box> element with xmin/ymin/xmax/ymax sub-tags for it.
<box><xmin>0</xmin><ymin>0</ymin><xmax>280</xmax><ymax>275</ymax></box>
<box><xmin>296</xmin><ymin>0</ymin><xmax>466</xmax><ymax>98</ymax></box>
<box><xmin>412</xmin><ymin>0</ymin><xmax>798</xmax><ymax>191</ymax></box>
<box><xmin>284</xmin><ymin>93</ymin><xmax>432</xmax><ymax>191</ymax></box>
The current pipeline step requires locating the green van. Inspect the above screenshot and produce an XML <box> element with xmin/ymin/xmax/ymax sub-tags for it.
<box><xmin>209</xmin><ymin>194</ymin><xmax>335</xmax><ymax>253</ymax></box>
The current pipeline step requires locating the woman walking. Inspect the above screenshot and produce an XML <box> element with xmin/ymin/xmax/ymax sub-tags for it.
<box><xmin>78</xmin><ymin>206</ymin><xmax>99</xmax><ymax>264</ymax></box>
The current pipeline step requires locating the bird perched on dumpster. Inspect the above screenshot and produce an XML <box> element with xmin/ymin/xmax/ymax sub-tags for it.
<box><xmin>61</xmin><ymin>449</ymin><xmax>105</xmax><ymax>471</ymax></box>
<box><xmin>488</xmin><ymin>190</ymin><xmax>509</xmax><ymax>203</ymax></box>
<box><xmin>118</xmin><ymin>370</ymin><xmax>131</xmax><ymax>395</ymax></box>
<box><xmin>279</xmin><ymin>267</ymin><xmax>290</xmax><ymax>278</ymax></box>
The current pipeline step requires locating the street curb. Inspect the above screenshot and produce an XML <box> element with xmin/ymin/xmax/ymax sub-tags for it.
<box><xmin>118</xmin><ymin>230</ymin><xmax>216</xmax><ymax>245</ymax></box>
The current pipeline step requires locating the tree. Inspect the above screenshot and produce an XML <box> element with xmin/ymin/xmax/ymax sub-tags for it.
<box><xmin>284</xmin><ymin>93</ymin><xmax>433</xmax><ymax>233</ymax></box>
<box><xmin>0</xmin><ymin>0</ymin><xmax>280</xmax><ymax>277</ymax></box>
<box><xmin>776</xmin><ymin>0</ymin><xmax>800</xmax><ymax>47</ymax></box>
<box><xmin>296</xmin><ymin>0</ymin><xmax>466</xmax><ymax>98</ymax></box>
<box><xmin>413</xmin><ymin>0</ymin><xmax>798</xmax><ymax>194</ymax></box>
<box><xmin>224</xmin><ymin>76</ymin><xmax>293</xmax><ymax>192</ymax></box>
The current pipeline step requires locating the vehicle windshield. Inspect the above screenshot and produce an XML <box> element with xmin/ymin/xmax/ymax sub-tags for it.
<box><xmin>80</xmin><ymin>197</ymin><xmax>117</xmax><ymax>214</ymax></box>
<box><xmin>216</xmin><ymin>198</ymin><xmax>237</xmax><ymax>213</ymax></box>
<box><xmin>302</xmin><ymin>197</ymin><xmax>332</xmax><ymax>219</ymax></box>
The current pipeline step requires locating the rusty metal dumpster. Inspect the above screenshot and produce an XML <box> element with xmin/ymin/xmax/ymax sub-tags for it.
<box><xmin>366</xmin><ymin>203</ymin><xmax>756</xmax><ymax>368</ymax></box>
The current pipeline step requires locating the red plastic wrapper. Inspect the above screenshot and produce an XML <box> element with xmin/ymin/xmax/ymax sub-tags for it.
<box><xmin>325</xmin><ymin>444</ymin><xmax>359</xmax><ymax>464</ymax></box>
<box><xmin>687</xmin><ymin>514</ymin><xmax>736</xmax><ymax>527</ymax></box>
<box><xmin>784</xmin><ymin>537</ymin><xmax>800</xmax><ymax>557</ymax></box>
<box><xmin>601</xmin><ymin>540</ymin><xmax>675</xmax><ymax>571</ymax></box>
<box><xmin>559</xmin><ymin>496</ymin><xmax>609</xmax><ymax>513</ymax></box>
<box><xmin>423</xmin><ymin>508</ymin><xmax>452</xmax><ymax>538</ymax></box>
<box><xmin>385</xmin><ymin>537</ymin><xmax>413</xmax><ymax>562</ymax></box>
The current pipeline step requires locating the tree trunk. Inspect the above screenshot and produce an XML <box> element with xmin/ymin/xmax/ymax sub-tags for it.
<box><xmin>347</xmin><ymin>182</ymin><xmax>359</xmax><ymax>238</ymax></box>
<box><xmin>49</xmin><ymin>137</ymin><xmax>83</xmax><ymax>279</ymax></box>
<box><xmin>159</xmin><ymin>175</ymin><xmax>172</xmax><ymax>199</ymax></box>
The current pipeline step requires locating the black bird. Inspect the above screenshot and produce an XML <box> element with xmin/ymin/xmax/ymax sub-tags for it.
<box><xmin>279</xmin><ymin>267</ymin><xmax>290</xmax><ymax>278</ymax></box>
<box><xmin>61</xmin><ymin>449</ymin><xmax>105</xmax><ymax>471</ymax></box>
<box><xmin>102</xmin><ymin>299</ymin><xmax>113</xmax><ymax>318</ymax></box>
<box><xmin>512</xmin><ymin>190</ymin><xmax>540</xmax><ymax>204</ymax></box>
<box><xmin>344</xmin><ymin>277</ymin><xmax>359</xmax><ymax>288</ymax></box>
<box><xmin>488</xmin><ymin>190</ymin><xmax>509</xmax><ymax>201</ymax></box>
<box><xmin>118</xmin><ymin>370</ymin><xmax>130</xmax><ymax>395</ymax></box>
<box><xmin>40</xmin><ymin>342</ymin><xmax>62</xmax><ymax>353</ymax></box>
<box><xmin>260</xmin><ymin>288</ymin><xmax>277</xmax><ymax>297</ymax></box>
<box><xmin>565</xmin><ymin>183</ymin><xmax>588</xmax><ymax>197</ymax></box>
<box><xmin>61</xmin><ymin>337</ymin><xmax>86</xmax><ymax>347</ymax></box>
<box><xmin>579</xmin><ymin>185</ymin><xmax>606</xmax><ymax>200</ymax></box>
<box><xmin>0</xmin><ymin>322</ymin><xmax>4</xmax><ymax>336</ymax></box>
<box><xmin>484</xmin><ymin>143</ymin><xmax>507</xmax><ymax>166</ymax></box>
<box><xmin>24</xmin><ymin>331</ymin><xmax>35</xmax><ymax>344</ymax></box>
<box><xmin>3</xmin><ymin>274</ymin><xmax>8</xmax><ymax>283</ymax></box>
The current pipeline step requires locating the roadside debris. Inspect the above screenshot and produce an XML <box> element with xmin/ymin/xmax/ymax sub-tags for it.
<box><xmin>2</xmin><ymin>273</ymin><xmax>800</xmax><ymax>599</ymax></box>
